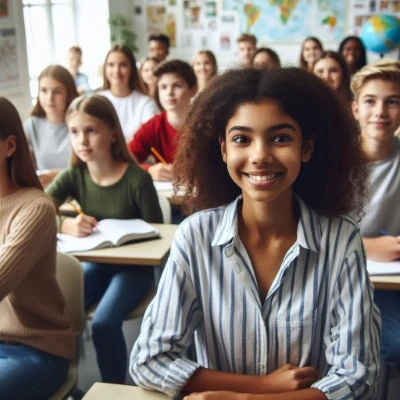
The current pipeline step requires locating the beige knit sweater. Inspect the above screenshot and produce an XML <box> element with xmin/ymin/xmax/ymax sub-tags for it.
<box><xmin>0</xmin><ymin>187</ymin><xmax>74</xmax><ymax>360</ymax></box>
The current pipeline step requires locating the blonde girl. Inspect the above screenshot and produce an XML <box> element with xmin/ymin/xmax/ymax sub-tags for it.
<box><xmin>0</xmin><ymin>97</ymin><xmax>74</xmax><ymax>399</ymax></box>
<box><xmin>192</xmin><ymin>50</ymin><xmax>218</xmax><ymax>93</ymax></box>
<box><xmin>139</xmin><ymin>56</ymin><xmax>160</xmax><ymax>99</ymax></box>
<box><xmin>47</xmin><ymin>94</ymin><xmax>162</xmax><ymax>384</ymax></box>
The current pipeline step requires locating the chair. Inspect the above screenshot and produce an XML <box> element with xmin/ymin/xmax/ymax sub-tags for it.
<box><xmin>48</xmin><ymin>252</ymin><xmax>85</xmax><ymax>400</ymax></box>
<box><xmin>158</xmin><ymin>193</ymin><xmax>172</xmax><ymax>224</ymax></box>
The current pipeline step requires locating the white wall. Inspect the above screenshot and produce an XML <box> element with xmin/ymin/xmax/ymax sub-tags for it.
<box><xmin>0</xmin><ymin>0</ymin><xmax>31</xmax><ymax>119</ymax></box>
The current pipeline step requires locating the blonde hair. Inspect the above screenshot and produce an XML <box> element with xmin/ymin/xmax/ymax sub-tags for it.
<box><xmin>65</xmin><ymin>94</ymin><xmax>134</xmax><ymax>167</ymax></box>
<box><xmin>351</xmin><ymin>59</ymin><xmax>400</xmax><ymax>100</ymax></box>
<box><xmin>31</xmin><ymin>64</ymin><xmax>78</xmax><ymax>118</ymax></box>
<box><xmin>0</xmin><ymin>97</ymin><xmax>42</xmax><ymax>189</ymax></box>
<box><xmin>192</xmin><ymin>50</ymin><xmax>218</xmax><ymax>76</ymax></box>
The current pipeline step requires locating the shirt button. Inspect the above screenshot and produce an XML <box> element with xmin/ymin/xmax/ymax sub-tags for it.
<box><xmin>259</xmin><ymin>363</ymin><xmax>265</xmax><ymax>369</ymax></box>
<box><xmin>224</xmin><ymin>247</ymin><xmax>233</xmax><ymax>257</ymax></box>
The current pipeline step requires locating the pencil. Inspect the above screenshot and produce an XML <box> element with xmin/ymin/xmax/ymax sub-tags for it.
<box><xmin>66</xmin><ymin>200</ymin><xmax>83</xmax><ymax>215</ymax></box>
<box><xmin>150</xmin><ymin>147</ymin><xmax>168</xmax><ymax>165</ymax></box>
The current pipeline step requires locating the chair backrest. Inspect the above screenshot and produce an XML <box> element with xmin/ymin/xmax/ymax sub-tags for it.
<box><xmin>158</xmin><ymin>194</ymin><xmax>172</xmax><ymax>224</ymax></box>
<box><xmin>55</xmin><ymin>252</ymin><xmax>85</xmax><ymax>335</ymax></box>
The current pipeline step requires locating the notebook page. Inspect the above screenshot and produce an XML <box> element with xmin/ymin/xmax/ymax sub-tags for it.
<box><xmin>57</xmin><ymin>231</ymin><xmax>110</xmax><ymax>253</ymax></box>
<box><xmin>367</xmin><ymin>259</ymin><xmax>400</xmax><ymax>275</ymax></box>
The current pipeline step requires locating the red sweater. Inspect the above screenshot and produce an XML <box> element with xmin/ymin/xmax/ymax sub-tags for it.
<box><xmin>128</xmin><ymin>112</ymin><xmax>178</xmax><ymax>169</ymax></box>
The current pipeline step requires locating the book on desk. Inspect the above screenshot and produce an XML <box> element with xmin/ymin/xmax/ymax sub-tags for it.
<box><xmin>57</xmin><ymin>219</ymin><xmax>160</xmax><ymax>253</ymax></box>
<box><xmin>367</xmin><ymin>259</ymin><xmax>400</xmax><ymax>275</ymax></box>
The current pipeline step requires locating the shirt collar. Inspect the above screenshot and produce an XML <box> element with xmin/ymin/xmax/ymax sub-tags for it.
<box><xmin>211</xmin><ymin>195</ymin><xmax>321</xmax><ymax>253</ymax></box>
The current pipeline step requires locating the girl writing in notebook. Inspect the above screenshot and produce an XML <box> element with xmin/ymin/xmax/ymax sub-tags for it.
<box><xmin>24</xmin><ymin>64</ymin><xmax>78</xmax><ymax>187</ymax></box>
<box><xmin>47</xmin><ymin>94</ymin><xmax>162</xmax><ymax>384</ymax></box>
<box><xmin>130</xmin><ymin>68</ymin><xmax>381</xmax><ymax>399</ymax></box>
<box><xmin>0</xmin><ymin>97</ymin><xmax>74</xmax><ymax>399</ymax></box>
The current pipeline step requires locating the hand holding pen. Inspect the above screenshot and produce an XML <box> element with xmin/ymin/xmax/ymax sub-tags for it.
<box><xmin>149</xmin><ymin>147</ymin><xmax>174</xmax><ymax>181</ymax></box>
<box><xmin>64</xmin><ymin>200</ymin><xmax>98</xmax><ymax>237</ymax></box>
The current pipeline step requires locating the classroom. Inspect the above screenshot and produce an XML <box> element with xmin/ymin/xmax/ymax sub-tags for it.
<box><xmin>1</xmin><ymin>0</ymin><xmax>400</xmax><ymax>399</ymax></box>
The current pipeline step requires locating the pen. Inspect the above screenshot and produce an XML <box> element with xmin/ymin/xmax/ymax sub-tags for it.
<box><xmin>150</xmin><ymin>147</ymin><xmax>168</xmax><ymax>165</ymax></box>
<box><xmin>66</xmin><ymin>200</ymin><xmax>83</xmax><ymax>216</ymax></box>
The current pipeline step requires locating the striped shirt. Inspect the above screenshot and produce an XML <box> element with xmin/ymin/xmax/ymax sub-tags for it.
<box><xmin>130</xmin><ymin>196</ymin><xmax>381</xmax><ymax>399</ymax></box>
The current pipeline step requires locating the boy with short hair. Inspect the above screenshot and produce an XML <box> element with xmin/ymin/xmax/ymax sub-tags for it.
<box><xmin>352</xmin><ymin>59</ymin><xmax>400</xmax><ymax>366</ymax></box>
<box><xmin>236</xmin><ymin>33</ymin><xmax>257</xmax><ymax>68</ymax></box>
<box><xmin>128</xmin><ymin>59</ymin><xmax>197</xmax><ymax>181</ymax></box>
<box><xmin>66</xmin><ymin>46</ymin><xmax>91</xmax><ymax>94</ymax></box>
<box><xmin>148</xmin><ymin>33</ymin><xmax>170</xmax><ymax>62</ymax></box>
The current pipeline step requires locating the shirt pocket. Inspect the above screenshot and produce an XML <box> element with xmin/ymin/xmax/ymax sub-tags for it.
<box><xmin>272</xmin><ymin>309</ymin><xmax>317</xmax><ymax>368</ymax></box>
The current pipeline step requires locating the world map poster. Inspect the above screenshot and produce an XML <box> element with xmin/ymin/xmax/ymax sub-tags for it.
<box><xmin>223</xmin><ymin>0</ymin><xmax>346</xmax><ymax>41</ymax></box>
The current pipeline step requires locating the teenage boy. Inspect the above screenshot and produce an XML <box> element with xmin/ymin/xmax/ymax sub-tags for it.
<box><xmin>236</xmin><ymin>33</ymin><xmax>257</xmax><ymax>68</ymax></box>
<box><xmin>128</xmin><ymin>59</ymin><xmax>197</xmax><ymax>181</ymax></box>
<box><xmin>148</xmin><ymin>34</ymin><xmax>170</xmax><ymax>62</ymax></box>
<box><xmin>351</xmin><ymin>59</ymin><xmax>400</xmax><ymax>367</ymax></box>
<box><xmin>66</xmin><ymin>46</ymin><xmax>91</xmax><ymax>94</ymax></box>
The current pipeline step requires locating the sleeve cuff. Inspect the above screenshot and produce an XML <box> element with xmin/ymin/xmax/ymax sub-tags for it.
<box><xmin>312</xmin><ymin>376</ymin><xmax>353</xmax><ymax>399</ymax></box>
<box><xmin>161</xmin><ymin>357</ymin><xmax>200</xmax><ymax>399</ymax></box>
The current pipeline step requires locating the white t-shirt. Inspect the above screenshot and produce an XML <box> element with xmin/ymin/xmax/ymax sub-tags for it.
<box><xmin>99</xmin><ymin>90</ymin><xmax>159</xmax><ymax>140</ymax></box>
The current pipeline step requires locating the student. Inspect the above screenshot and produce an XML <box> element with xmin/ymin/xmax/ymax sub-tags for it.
<box><xmin>236</xmin><ymin>33</ymin><xmax>257</xmax><ymax>68</ymax></box>
<box><xmin>351</xmin><ymin>60</ymin><xmax>400</xmax><ymax>367</ymax></box>
<box><xmin>128</xmin><ymin>60</ymin><xmax>197</xmax><ymax>182</ymax></box>
<box><xmin>298</xmin><ymin>37</ymin><xmax>323</xmax><ymax>71</ymax></box>
<box><xmin>24</xmin><ymin>64</ymin><xmax>78</xmax><ymax>187</ymax></box>
<box><xmin>192</xmin><ymin>50</ymin><xmax>218</xmax><ymax>93</ymax></box>
<box><xmin>99</xmin><ymin>45</ymin><xmax>159</xmax><ymax>140</ymax></box>
<box><xmin>139</xmin><ymin>56</ymin><xmax>160</xmax><ymax>99</ymax></box>
<box><xmin>130</xmin><ymin>68</ymin><xmax>381</xmax><ymax>399</ymax></box>
<box><xmin>313</xmin><ymin>50</ymin><xmax>352</xmax><ymax>104</ymax></box>
<box><xmin>339</xmin><ymin>36</ymin><xmax>367</xmax><ymax>76</ymax></box>
<box><xmin>67</xmin><ymin>45</ymin><xmax>91</xmax><ymax>94</ymax></box>
<box><xmin>253</xmin><ymin>47</ymin><xmax>281</xmax><ymax>70</ymax></box>
<box><xmin>0</xmin><ymin>97</ymin><xmax>74</xmax><ymax>399</ymax></box>
<box><xmin>47</xmin><ymin>94</ymin><xmax>163</xmax><ymax>384</ymax></box>
<box><xmin>148</xmin><ymin>33</ymin><xmax>170</xmax><ymax>62</ymax></box>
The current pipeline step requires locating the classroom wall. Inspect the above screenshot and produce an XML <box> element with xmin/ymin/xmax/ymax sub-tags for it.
<box><xmin>0</xmin><ymin>0</ymin><xmax>31</xmax><ymax>119</ymax></box>
<box><xmin>110</xmin><ymin>0</ymin><xmax>386</xmax><ymax>67</ymax></box>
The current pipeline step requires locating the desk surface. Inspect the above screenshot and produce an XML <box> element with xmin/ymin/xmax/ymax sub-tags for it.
<box><xmin>71</xmin><ymin>224</ymin><xmax>177</xmax><ymax>265</ymax></box>
<box><xmin>83</xmin><ymin>383</ymin><xmax>170</xmax><ymax>399</ymax></box>
<box><xmin>370</xmin><ymin>275</ymin><xmax>400</xmax><ymax>291</ymax></box>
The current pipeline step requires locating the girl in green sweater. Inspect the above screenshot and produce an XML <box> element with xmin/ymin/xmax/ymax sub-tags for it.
<box><xmin>47</xmin><ymin>94</ymin><xmax>162</xmax><ymax>383</ymax></box>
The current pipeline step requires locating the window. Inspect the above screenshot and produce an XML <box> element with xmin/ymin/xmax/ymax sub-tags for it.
<box><xmin>22</xmin><ymin>0</ymin><xmax>110</xmax><ymax>99</ymax></box>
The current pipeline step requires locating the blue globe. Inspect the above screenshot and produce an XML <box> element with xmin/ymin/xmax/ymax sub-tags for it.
<box><xmin>361</xmin><ymin>14</ymin><xmax>400</xmax><ymax>54</ymax></box>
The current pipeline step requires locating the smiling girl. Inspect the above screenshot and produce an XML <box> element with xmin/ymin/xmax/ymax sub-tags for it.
<box><xmin>313</xmin><ymin>51</ymin><xmax>352</xmax><ymax>104</ymax></box>
<box><xmin>192</xmin><ymin>50</ymin><xmax>218</xmax><ymax>93</ymax></box>
<box><xmin>100</xmin><ymin>45</ymin><xmax>159</xmax><ymax>140</ymax></box>
<box><xmin>298</xmin><ymin>37</ymin><xmax>323</xmax><ymax>72</ymax></box>
<box><xmin>47</xmin><ymin>94</ymin><xmax>162</xmax><ymax>384</ymax></box>
<box><xmin>24</xmin><ymin>65</ymin><xmax>78</xmax><ymax>186</ymax></box>
<box><xmin>130</xmin><ymin>68</ymin><xmax>381</xmax><ymax>399</ymax></box>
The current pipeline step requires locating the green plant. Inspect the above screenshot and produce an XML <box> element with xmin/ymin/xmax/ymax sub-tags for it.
<box><xmin>109</xmin><ymin>14</ymin><xmax>138</xmax><ymax>53</ymax></box>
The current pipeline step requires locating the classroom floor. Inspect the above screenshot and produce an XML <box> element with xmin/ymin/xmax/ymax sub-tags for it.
<box><xmin>76</xmin><ymin>318</ymin><xmax>400</xmax><ymax>400</ymax></box>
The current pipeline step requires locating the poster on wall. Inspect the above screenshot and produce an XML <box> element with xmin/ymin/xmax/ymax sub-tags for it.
<box><xmin>0</xmin><ymin>28</ymin><xmax>20</xmax><ymax>92</ymax></box>
<box><xmin>349</xmin><ymin>0</ymin><xmax>400</xmax><ymax>34</ymax></box>
<box><xmin>223</xmin><ymin>0</ymin><xmax>345</xmax><ymax>41</ymax></box>
<box><xmin>146</xmin><ymin>5</ymin><xmax>167</xmax><ymax>35</ymax></box>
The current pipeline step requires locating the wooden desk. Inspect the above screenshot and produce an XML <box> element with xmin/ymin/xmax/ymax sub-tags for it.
<box><xmin>71</xmin><ymin>224</ymin><xmax>177</xmax><ymax>266</ymax></box>
<box><xmin>370</xmin><ymin>275</ymin><xmax>400</xmax><ymax>291</ymax></box>
<box><xmin>83</xmin><ymin>383</ymin><xmax>170</xmax><ymax>399</ymax></box>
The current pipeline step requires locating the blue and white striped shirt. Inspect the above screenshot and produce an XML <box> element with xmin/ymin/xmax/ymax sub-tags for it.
<box><xmin>130</xmin><ymin>196</ymin><xmax>381</xmax><ymax>399</ymax></box>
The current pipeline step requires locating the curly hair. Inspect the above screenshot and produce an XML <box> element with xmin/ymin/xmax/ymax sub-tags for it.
<box><xmin>174</xmin><ymin>68</ymin><xmax>367</xmax><ymax>219</ymax></box>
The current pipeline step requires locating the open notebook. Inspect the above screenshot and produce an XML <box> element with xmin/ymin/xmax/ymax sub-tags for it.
<box><xmin>367</xmin><ymin>259</ymin><xmax>400</xmax><ymax>275</ymax></box>
<box><xmin>57</xmin><ymin>219</ymin><xmax>160</xmax><ymax>253</ymax></box>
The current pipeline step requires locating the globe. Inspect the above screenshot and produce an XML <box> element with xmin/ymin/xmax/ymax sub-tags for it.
<box><xmin>360</xmin><ymin>14</ymin><xmax>400</xmax><ymax>54</ymax></box>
